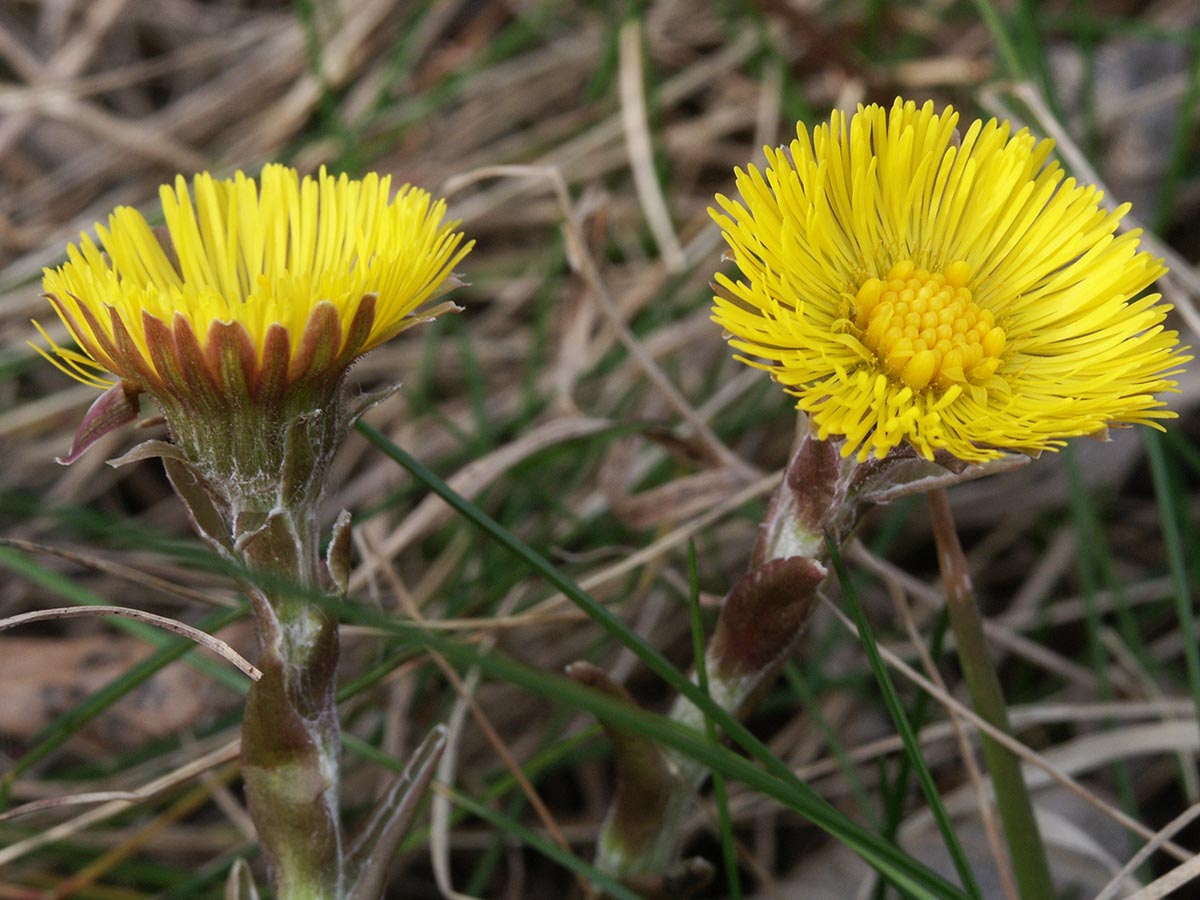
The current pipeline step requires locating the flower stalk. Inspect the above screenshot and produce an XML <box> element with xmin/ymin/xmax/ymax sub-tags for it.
<box><xmin>584</xmin><ymin>434</ymin><xmax>837</xmax><ymax>890</ymax></box>
<box><xmin>586</xmin><ymin>429</ymin><xmax>997</xmax><ymax>890</ymax></box>
<box><xmin>225</xmin><ymin>437</ymin><xmax>345</xmax><ymax>900</ymax></box>
<box><xmin>587</xmin><ymin>96</ymin><xmax>1186</xmax><ymax>894</ymax></box>
<box><xmin>928</xmin><ymin>488</ymin><xmax>1056</xmax><ymax>900</ymax></box>
<box><xmin>37</xmin><ymin>164</ymin><xmax>471</xmax><ymax>900</ymax></box>
<box><xmin>132</xmin><ymin>357</ymin><xmax>444</xmax><ymax>900</ymax></box>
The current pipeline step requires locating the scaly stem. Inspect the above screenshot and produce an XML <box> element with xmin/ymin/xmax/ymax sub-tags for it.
<box><xmin>591</xmin><ymin>433</ymin><xmax>1012</xmax><ymax>891</ymax></box>
<box><xmin>157</xmin><ymin>390</ymin><xmax>447</xmax><ymax>900</ymax></box>
<box><xmin>595</xmin><ymin>434</ymin><xmax>842</xmax><ymax>885</ymax></box>
<box><xmin>928</xmin><ymin>488</ymin><xmax>1055</xmax><ymax>900</ymax></box>
<box><xmin>594</xmin><ymin>432</ymin><xmax>936</xmax><ymax>888</ymax></box>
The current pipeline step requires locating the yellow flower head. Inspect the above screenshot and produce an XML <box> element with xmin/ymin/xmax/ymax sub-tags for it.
<box><xmin>41</xmin><ymin>163</ymin><xmax>471</xmax><ymax>395</ymax></box>
<box><xmin>37</xmin><ymin>164</ymin><xmax>471</xmax><ymax>464</ymax></box>
<box><xmin>711</xmin><ymin>99</ymin><xmax>1188</xmax><ymax>462</ymax></box>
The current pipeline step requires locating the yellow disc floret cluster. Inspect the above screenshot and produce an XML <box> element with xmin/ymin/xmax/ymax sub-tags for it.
<box><xmin>855</xmin><ymin>260</ymin><xmax>1004</xmax><ymax>391</ymax></box>
<box><xmin>711</xmin><ymin>98</ymin><xmax>1188</xmax><ymax>462</ymax></box>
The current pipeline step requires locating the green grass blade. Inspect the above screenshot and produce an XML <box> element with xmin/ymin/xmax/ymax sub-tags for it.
<box><xmin>446</xmin><ymin>786</ymin><xmax>650</xmax><ymax>900</ymax></box>
<box><xmin>1063</xmin><ymin>448</ymin><xmax>1144</xmax><ymax>817</ymax></box>
<box><xmin>1144</xmin><ymin>431</ymin><xmax>1200</xmax><ymax>748</ymax></box>
<box><xmin>879</xmin><ymin>606</ymin><xmax>949</xmax><ymax>841</ymax></box>
<box><xmin>290</xmin><ymin>0</ymin><xmax>350</xmax><ymax>165</ymax></box>
<box><xmin>826</xmin><ymin>535</ymin><xmax>983</xmax><ymax>900</ymax></box>
<box><xmin>688</xmin><ymin>542</ymin><xmax>741</xmax><ymax>899</ymax></box>
<box><xmin>782</xmin><ymin>662</ymin><xmax>881</xmax><ymax>831</ymax></box>
<box><xmin>360</xmin><ymin>606</ymin><xmax>965</xmax><ymax>899</ymax></box>
<box><xmin>356</xmin><ymin>422</ymin><xmax>969</xmax><ymax>899</ymax></box>
<box><xmin>1153</xmin><ymin>28</ymin><xmax>1200</xmax><ymax>232</ymax></box>
<box><xmin>1012</xmin><ymin>0</ymin><xmax>1060</xmax><ymax>113</ymax></box>
<box><xmin>968</xmin><ymin>0</ymin><xmax>1026</xmax><ymax>80</ymax></box>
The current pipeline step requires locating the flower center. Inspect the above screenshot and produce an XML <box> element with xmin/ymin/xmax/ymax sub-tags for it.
<box><xmin>853</xmin><ymin>259</ymin><xmax>1005</xmax><ymax>391</ymax></box>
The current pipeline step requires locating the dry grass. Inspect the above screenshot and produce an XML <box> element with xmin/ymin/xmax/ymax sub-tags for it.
<box><xmin>2</xmin><ymin>1</ymin><xmax>1200</xmax><ymax>898</ymax></box>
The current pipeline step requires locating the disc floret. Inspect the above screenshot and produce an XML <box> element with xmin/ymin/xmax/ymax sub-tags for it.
<box><xmin>854</xmin><ymin>260</ymin><xmax>1006</xmax><ymax>391</ymax></box>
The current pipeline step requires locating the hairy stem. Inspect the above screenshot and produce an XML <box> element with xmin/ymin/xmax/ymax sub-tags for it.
<box><xmin>238</xmin><ymin>503</ymin><xmax>344</xmax><ymax>900</ymax></box>
<box><xmin>592</xmin><ymin>435</ymin><xmax>1022</xmax><ymax>890</ymax></box>
<box><xmin>594</xmin><ymin>433</ymin><xmax>847</xmax><ymax>888</ymax></box>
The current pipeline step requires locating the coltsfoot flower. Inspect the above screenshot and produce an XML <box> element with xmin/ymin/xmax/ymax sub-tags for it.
<box><xmin>34</xmin><ymin>166</ymin><xmax>472</xmax><ymax>900</ymax></box>
<box><xmin>36</xmin><ymin>164</ymin><xmax>471</xmax><ymax>470</ymax></box>
<box><xmin>712</xmin><ymin>98</ymin><xmax>1188</xmax><ymax>462</ymax></box>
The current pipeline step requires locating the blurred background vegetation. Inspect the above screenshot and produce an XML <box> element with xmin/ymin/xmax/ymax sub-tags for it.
<box><xmin>1</xmin><ymin>1</ymin><xmax>1199</xmax><ymax>898</ymax></box>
